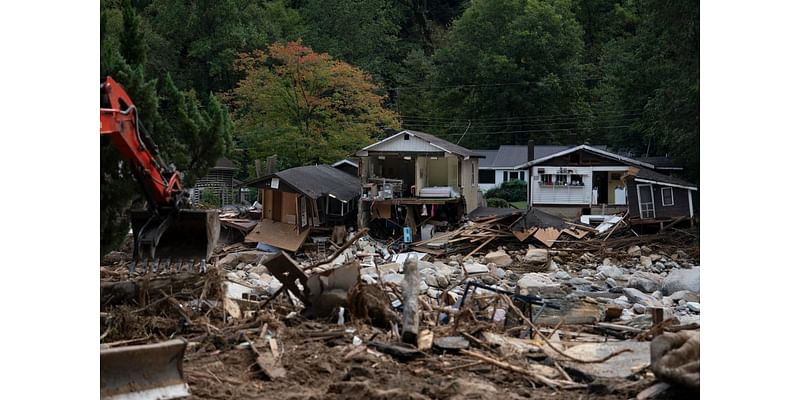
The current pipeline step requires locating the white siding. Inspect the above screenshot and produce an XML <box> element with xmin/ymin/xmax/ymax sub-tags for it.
<box><xmin>366</xmin><ymin>134</ymin><xmax>443</xmax><ymax>153</ymax></box>
<box><xmin>530</xmin><ymin>166</ymin><xmax>593</xmax><ymax>205</ymax></box>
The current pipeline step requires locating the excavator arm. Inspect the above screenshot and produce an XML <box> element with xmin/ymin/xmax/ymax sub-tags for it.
<box><xmin>101</xmin><ymin>76</ymin><xmax>218</xmax><ymax>270</ymax></box>
<box><xmin>101</xmin><ymin>77</ymin><xmax>183</xmax><ymax>209</ymax></box>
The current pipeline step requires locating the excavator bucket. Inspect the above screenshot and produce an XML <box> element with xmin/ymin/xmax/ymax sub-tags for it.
<box><xmin>130</xmin><ymin>209</ymin><xmax>220</xmax><ymax>273</ymax></box>
<box><xmin>100</xmin><ymin>338</ymin><xmax>190</xmax><ymax>400</ymax></box>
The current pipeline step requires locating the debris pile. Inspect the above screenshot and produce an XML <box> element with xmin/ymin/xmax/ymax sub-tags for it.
<box><xmin>100</xmin><ymin>205</ymin><xmax>699</xmax><ymax>400</ymax></box>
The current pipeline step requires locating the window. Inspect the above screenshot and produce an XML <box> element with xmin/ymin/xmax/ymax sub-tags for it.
<box><xmin>661</xmin><ymin>187</ymin><xmax>674</xmax><ymax>206</ymax></box>
<box><xmin>503</xmin><ymin>171</ymin><xmax>521</xmax><ymax>182</ymax></box>
<box><xmin>479</xmin><ymin>170</ymin><xmax>494</xmax><ymax>184</ymax></box>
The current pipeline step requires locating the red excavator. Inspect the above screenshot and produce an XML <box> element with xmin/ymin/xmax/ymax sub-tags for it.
<box><xmin>101</xmin><ymin>77</ymin><xmax>219</xmax><ymax>399</ymax></box>
<box><xmin>101</xmin><ymin>76</ymin><xmax>219</xmax><ymax>272</ymax></box>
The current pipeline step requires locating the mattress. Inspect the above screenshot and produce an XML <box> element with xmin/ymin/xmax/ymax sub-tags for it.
<box><xmin>418</xmin><ymin>186</ymin><xmax>459</xmax><ymax>198</ymax></box>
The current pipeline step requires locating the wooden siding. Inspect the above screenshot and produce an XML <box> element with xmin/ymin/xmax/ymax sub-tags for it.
<box><xmin>625</xmin><ymin>176</ymin><xmax>692</xmax><ymax>219</ymax></box>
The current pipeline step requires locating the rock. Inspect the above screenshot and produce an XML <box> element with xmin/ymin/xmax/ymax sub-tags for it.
<box><xmin>463</xmin><ymin>262</ymin><xmax>489</xmax><ymax>275</ymax></box>
<box><xmin>235</xmin><ymin>262</ymin><xmax>247</xmax><ymax>270</ymax></box>
<box><xmin>667</xmin><ymin>290</ymin><xmax>700</xmax><ymax>304</ymax></box>
<box><xmin>516</xmin><ymin>273</ymin><xmax>561</xmax><ymax>296</ymax></box>
<box><xmin>485</xmin><ymin>250</ymin><xmax>513</xmax><ymax>267</ymax></box>
<box><xmin>555</xmin><ymin>271</ymin><xmax>570</xmax><ymax>280</ymax></box>
<box><xmin>652</xmin><ymin>291</ymin><xmax>663</xmax><ymax>300</ymax></box>
<box><xmin>546</xmin><ymin>259</ymin><xmax>559</xmax><ymax>272</ymax></box>
<box><xmin>424</xmin><ymin>274</ymin><xmax>438</xmax><ymax>287</ymax></box>
<box><xmin>581</xmin><ymin>269</ymin><xmax>594</xmax><ymax>277</ymax></box>
<box><xmin>569</xmin><ymin>277</ymin><xmax>592</xmax><ymax>286</ymax></box>
<box><xmin>633</xmin><ymin>303</ymin><xmax>647</xmax><ymax>314</ymax></box>
<box><xmin>418</xmin><ymin>281</ymin><xmax>429</xmax><ymax>292</ymax></box>
<box><xmin>597</xmin><ymin>265</ymin><xmax>624</xmax><ymax>279</ymax></box>
<box><xmin>661</xmin><ymin>267</ymin><xmax>700</xmax><ymax>295</ymax></box>
<box><xmin>627</xmin><ymin>245</ymin><xmax>642</xmax><ymax>256</ymax></box>
<box><xmin>495</xmin><ymin>268</ymin><xmax>506</xmax><ymax>279</ymax></box>
<box><xmin>627</xmin><ymin>271</ymin><xmax>665</xmax><ymax>293</ymax></box>
<box><xmin>436</xmin><ymin>274</ymin><xmax>450</xmax><ymax>288</ymax></box>
<box><xmin>427</xmin><ymin>288</ymin><xmax>442</xmax><ymax>299</ymax></box>
<box><xmin>687</xmin><ymin>302</ymin><xmax>700</xmax><ymax>313</ymax></box>
<box><xmin>653</xmin><ymin>261</ymin><xmax>666</xmax><ymax>272</ymax></box>
<box><xmin>623</xmin><ymin>288</ymin><xmax>659</xmax><ymax>307</ymax></box>
<box><xmin>381</xmin><ymin>273</ymin><xmax>405</xmax><ymax>285</ymax></box>
<box><xmin>556</xmin><ymin>341</ymin><xmax>651</xmax><ymax>379</ymax></box>
<box><xmin>481</xmin><ymin>275</ymin><xmax>498</xmax><ymax>285</ymax></box>
<box><xmin>620</xmin><ymin>308</ymin><xmax>634</xmax><ymax>321</ymax></box>
<box><xmin>611</xmin><ymin>298</ymin><xmax>631</xmax><ymax>308</ymax></box>
<box><xmin>640</xmin><ymin>256</ymin><xmax>653</xmax><ymax>268</ymax></box>
<box><xmin>603</xmin><ymin>258</ymin><xmax>613</xmax><ymax>266</ymax></box>
<box><xmin>605</xmin><ymin>277</ymin><xmax>618</xmax><ymax>288</ymax></box>
<box><xmin>524</xmin><ymin>248</ymin><xmax>549</xmax><ymax>263</ymax></box>
<box><xmin>641</xmin><ymin>245</ymin><xmax>652</xmax><ymax>255</ymax></box>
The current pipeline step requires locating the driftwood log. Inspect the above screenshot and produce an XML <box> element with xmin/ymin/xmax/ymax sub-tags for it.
<box><xmin>400</xmin><ymin>255</ymin><xmax>420</xmax><ymax>345</ymax></box>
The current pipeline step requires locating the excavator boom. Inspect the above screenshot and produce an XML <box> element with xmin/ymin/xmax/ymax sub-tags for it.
<box><xmin>101</xmin><ymin>76</ymin><xmax>219</xmax><ymax>270</ymax></box>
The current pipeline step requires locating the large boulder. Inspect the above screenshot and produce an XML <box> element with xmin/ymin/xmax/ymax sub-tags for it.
<box><xmin>485</xmin><ymin>250</ymin><xmax>513</xmax><ymax>267</ymax></box>
<box><xmin>627</xmin><ymin>271</ymin><xmax>665</xmax><ymax>293</ymax></box>
<box><xmin>516</xmin><ymin>273</ymin><xmax>561</xmax><ymax>296</ymax></box>
<box><xmin>524</xmin><ymin>248</ymin><xmax>549</xmax><ymax>263</ymax></box>
<box><xmin>597</xmin><ymin>265</ymin><xmax>624</xmax><ymax>279</ymax></box>
<box><xmin>661</xmin><ymin>267</ymin><xmax>700</xmax><ymax>295</ymax></box>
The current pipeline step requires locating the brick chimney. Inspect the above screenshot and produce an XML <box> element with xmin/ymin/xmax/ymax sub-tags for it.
<box><xmin>527</xmin><ymin>139</ymin><xmax>535</xmax><ymax>161</ymax></box>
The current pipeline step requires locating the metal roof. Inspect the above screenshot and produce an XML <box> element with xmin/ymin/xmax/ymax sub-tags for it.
<box><xmin>246</xmin><ymin>165</ymin><xmax>362</xmax><ymax>200</ymax></box>
<box><xmin>634</xmin><ymin>156</ymin><xmax>683</xmax><ymax>169</ymax></box>
<box><xmin>629</xmin><ymin>167</ymin><xmax>697</xmax><ymax>190</ymax></box>
<box><xmin>514</xmin><ymin>145</ymin><xmax>653</xmax><ymax>170</ymax></box>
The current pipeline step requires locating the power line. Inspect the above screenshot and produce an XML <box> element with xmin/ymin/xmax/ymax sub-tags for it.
<box><xmin>429</xmin><ymin>125</ymin><xmax>635</xmax><ymax>136</ymax></box>
<box><xmin>401</xmin><ymin>115</ymin><xmax>641</xmax><ymax>129</ymax></box>
<box><xmin>399</xmin><ymin>109</ymin><xmax>643</xmax><ymax>122</ymax></box>
<box><xmin>387</xmin><ymin>77</ymin><xmax>606</xmax><ymax>91</ymax></box>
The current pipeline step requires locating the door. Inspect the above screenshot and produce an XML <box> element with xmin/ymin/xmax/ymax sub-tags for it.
<box><xmin>637</xmin><ymin>184</ymin><xmax>656</xmax><ymax>219</ymax></box>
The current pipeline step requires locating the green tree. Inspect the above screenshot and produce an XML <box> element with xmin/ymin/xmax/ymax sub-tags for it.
<box><xmin>100</xmin><ymin>0</ymin><xmax>233</xmax><ymax>258</ymax></box>
<box><xmin>139</xmin><ymin>0</ymin><xmax>305</xmax><ymax>94</ymax></box>
<box><xmin>424</xmin><ymin>0</ymin><xmax>589</xmax><ymax>148</ymax></box>
<box><xmin>596</xmin><ymin>0</ymin><xmax>699</xmax><ymax>182</ymax></box>
<box><xmin>228</xmin><ymin>42</ymin><xmax>400</xmax><ymax>168</ymax></box>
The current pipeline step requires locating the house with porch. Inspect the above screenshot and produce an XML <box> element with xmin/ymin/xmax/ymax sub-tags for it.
<box><xmin>355</xmin><ymin>130</ymin><xmax>483</xmax><ymax>239</ymax></box>
<box><xmin>514</xmin><ymin>143</ymin><xmax>692</xmax><ymax>220</ymax></box>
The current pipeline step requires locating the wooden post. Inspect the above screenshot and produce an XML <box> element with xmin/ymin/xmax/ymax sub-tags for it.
<box><xmin>401</xmin><ymin>255</ymin><xmax>420</xmax><ymax>345</ymax></box>
<box><xmin>255</xmin><ymin>159</ymin><xmax>263</xmax><ymax>177</ymax></box>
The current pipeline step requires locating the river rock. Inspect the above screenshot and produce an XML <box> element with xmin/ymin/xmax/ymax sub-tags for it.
<box><xmin>623</xmin><ymin>288</ymin><xmax>659</xmax><ymax>307</ymax></box>
<box><xmin>485</xmin><ymin>250</ymin><xmax>513</xmax><ymax>267</ymax></box>
<box><xmin>597</xmin><ymin>265</ymin><xmax>624</xmax><ymax>279</ymax></box>
<box><xmin>640</xmin><ymin>256</ymin><xmax>653</xmax><ymax>268</ymax></box>
<box><xmin>627</xmin><ymin>271</ymin><xmax>665</xmax><ymax>293</ymax></box>
<box><xmin>687</xmin><ymin>302</ymin><xmax>700</xmax><ymax>313</ymax></box>
<box><xmin>516</xmin><ymin>273</ymin><xmax>561</xmax><ymax>296</ymax></box>
<box><xmin>661</xmin><ymin>267</ymin><xmax>700</xmax><ymax>295</ymax></box>
<box><xmin>524</xmin><ymin>248</ymin><xmax>549</xmax><ymax>263</ymax></box>
<box><xmin>555</xmin><ymin>271</ymin><xmax>570</xmax><ymax>280</ymax></box>
<box><xmin>627</xmin><ymin>245</ymin><xmax>642</xmax><ymax>256</ymax></box>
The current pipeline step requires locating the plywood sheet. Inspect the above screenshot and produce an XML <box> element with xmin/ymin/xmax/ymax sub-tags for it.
<box><xmin>512</xmin><ymin>227</ymin><xmax>537</xmax><ymax>242</ymax></box>
<box><xmin>245</xmin><ymin>220</ymin><xmax>310</xmax><ymax>252</ymax></box>
<box><xmin>533</xmin><ymin>227</ymin><xmax>562</xmax><ymax>248</ymax></box>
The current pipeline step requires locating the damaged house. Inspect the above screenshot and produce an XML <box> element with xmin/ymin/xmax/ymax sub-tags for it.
<box><xmin>508</xmin><ymin>143</ymin><xmax>696</xmax><ymax>227</ymax></box>
<box><xmin>355</xmin><ymin>130</ymin><xmax>483</xmax><ymax>240</ymax></box>
<box><xmin>244</xmin><ymin>165</ymin><xmax>361</xmax><ymax>251</ymax></box>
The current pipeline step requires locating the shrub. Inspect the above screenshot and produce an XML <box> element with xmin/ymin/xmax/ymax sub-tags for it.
<box><xmin>486</xmin><ymin>197</ymin><xmax>509</xmax><ymax>208</ymax></box>
<box><xmin>485</xmin><ymin>179</ymin><xmax>527</xmax><ymax>202</ymax></box>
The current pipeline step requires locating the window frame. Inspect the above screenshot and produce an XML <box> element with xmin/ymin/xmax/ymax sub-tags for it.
<box><xmin>661</xmin><ymin>187</ymin><xmax>674</xmax><ymax>206</ymax></box>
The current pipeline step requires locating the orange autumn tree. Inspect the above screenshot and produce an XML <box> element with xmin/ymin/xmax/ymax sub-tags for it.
<box><xmin>229</xmin><ymin>41</ymin><xmax>400</xmax><ymax>169</ymax></box>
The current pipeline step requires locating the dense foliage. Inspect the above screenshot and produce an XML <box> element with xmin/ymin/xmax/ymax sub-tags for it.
<box><xmin>485</xmin><ymin>180</ymin><xmax>528</xmax><ymax>203</ymax></box>
<box><xmin>101</xmin><ymin>0</ymin><xmax>699</xmax><ymax>256</ymax></box>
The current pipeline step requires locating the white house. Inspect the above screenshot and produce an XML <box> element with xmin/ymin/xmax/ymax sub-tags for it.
<box><xmin>513</xmin><ymin>144</ymin><xmax>684</xmax><ymax>219</ymax></box>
